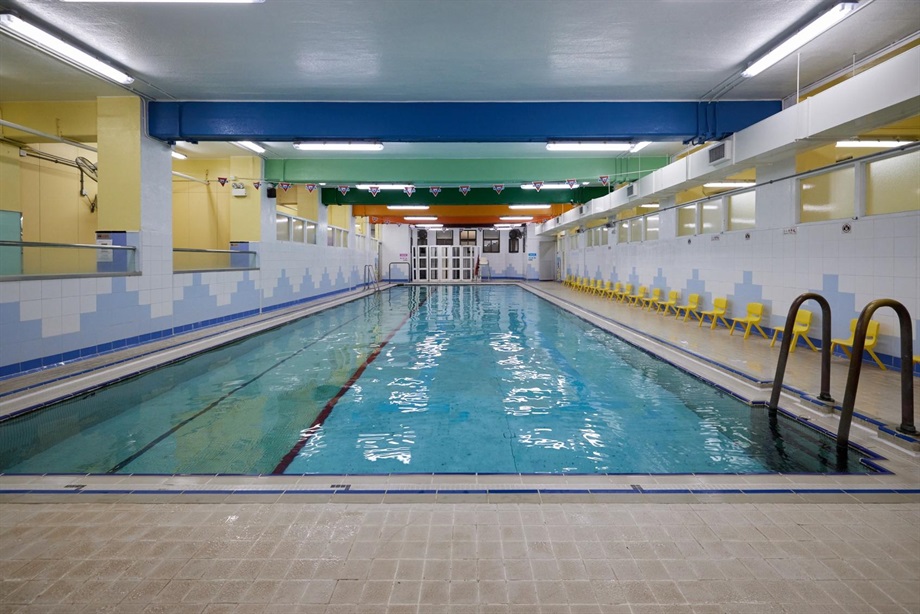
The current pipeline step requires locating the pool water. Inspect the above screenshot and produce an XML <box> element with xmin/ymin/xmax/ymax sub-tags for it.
<box><xmin>0</xmin><ymin>285</ymin><xmax>871</xmax><ymax>475</ymax></box>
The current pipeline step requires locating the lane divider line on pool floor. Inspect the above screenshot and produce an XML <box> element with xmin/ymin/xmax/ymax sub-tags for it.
<box><xmin>272</xmin><ymin>291</ymin><xmax>431</xmax><ymax>474</ymax></box>
<box><xmin>106</xmin><ymin>313</ymin><xmax>367</xmax><ymax>474</ymax></box>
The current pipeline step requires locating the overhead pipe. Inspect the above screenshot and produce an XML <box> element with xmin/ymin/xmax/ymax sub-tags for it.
<box><xmin>0</xmin><ymin>119</ymin><xmax>97</xmax><ymax>152</ymax></box>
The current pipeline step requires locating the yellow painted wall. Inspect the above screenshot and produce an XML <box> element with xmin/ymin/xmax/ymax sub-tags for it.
<box><xmin>0</xmin><ymin>101</ymin><xmax>98</xmax><ymax>142</ymax></box>
<box><xmin>19</xmin><ymin>143</ymin><xmax>99</xmax><ymax>273</ymax></box>
<box><xmin>97</xmin><ymin>97</ymin><xmax>141</xmax><ymax>231</ymax></box>
<box><xmin>172</xmin><ymin>159</ymin><xmax>231</xmax><ymax>251</ymax></box>
<box><xmin>0</xmin><ymin>142</ymin><xmax>21</xmax><ymax>213</ymax></box>
<box><xmin>229</xmin><ymin>156</ymin><xmax>261</xmax><ymax>242</ymax></box>
<box><xmin>328</xmin><ymin>204</ymin><xmax>350</xmax><ymax>228</ymax></box>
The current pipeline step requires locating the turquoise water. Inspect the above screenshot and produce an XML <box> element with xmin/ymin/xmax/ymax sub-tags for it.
<box><xmin>0</xmin><ymin>285</ymin><xmax>870</xmax><ymax>475</ymax></box>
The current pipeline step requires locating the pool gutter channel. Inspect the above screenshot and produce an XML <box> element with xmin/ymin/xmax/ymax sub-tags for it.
<box><xmin>1</xmin><ymin>281</ymin><xmax>919</xmax><ymax>500</ymax></box>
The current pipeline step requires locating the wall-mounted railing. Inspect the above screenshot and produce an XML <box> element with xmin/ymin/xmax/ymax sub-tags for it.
<box><xmin>172</xmin><ymin>248</ymin><xmax>258</xmax><ymax>273</ymax></box>
<box><xmin>0</xmin><ymin>240</ymin><xmax>138</xmax><ymax>280</ymax></box>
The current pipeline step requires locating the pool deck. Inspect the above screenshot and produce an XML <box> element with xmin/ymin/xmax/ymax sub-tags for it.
<box><xmin>2</xmin><ymin>281</ymin><xmax>918</xmax><ymax>612</ymax></box>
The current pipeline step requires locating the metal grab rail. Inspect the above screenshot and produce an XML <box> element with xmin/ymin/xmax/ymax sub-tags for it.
<box><xmin>768</xmin><ymin>293</ymin><xmax>834</xmax><ymax>410</ymax></box>
<box><xmin>837</xmin><ymin>299</ymin><xmax>916</xmax><ymax>450</ymax></box>
<box><xmin>363</xmin><ymin>264</ymin><xmax>380</xmax><ymax>291</ymax></box>
<box><xmin>388</xmin><ymin>261</ymin><xmax>410</xmax><ymax>282</ymax></box>
<box><xmin>0</xmin><ymin>240</ymin><xmax>135</xmax><ymax>251</ymax></box>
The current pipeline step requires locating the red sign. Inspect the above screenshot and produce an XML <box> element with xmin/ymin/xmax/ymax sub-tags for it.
<box><xmin>368</xmin><ymin>186</ymin><xmax>381</xmax><ymax>197</ymax></box>
<box><xmin>253</xmin><ymin>181</ymin><xmax>261</xmax><ymax>190</ymax></box>
<box><xmin>459</xmin><ymin>185</ymin><xmax>471</xmax><ymax>196</ymax></box>
<box><xmin>493</xmin><ymin>184</ymin><xmax>504</xmax><ymax>194</ymax></box>
<box><xmin>600</xmin><ymin>175</ymin><xmax>609</xmax><ymax>186</ymax></box>
<box><xmin>217</xmin><ymin>177</ymin><xmax>228</xmax><ymax>186</ymax></box>
<box><xmin>532</xmin><ymin>181</ymin><xmax>544</xmax><ymax>192</ymax></box>
<box><xmin>429</xmin><ymin>186</ymin><xmax>441</xmax><ymax>197</ymax></box>
<box><xmin>304</xmin><ymin>183</ymin><xmax>317</xmax><ymax>192</ymax></box>
<box><xmin>338</xmin><ymin>185</ymin><xmax>350</xmax><ymax>195</ymax></box>
<box><xmin>403</xmin><ymin>185</ymin><xmax>416</xmax><ymax>197</ymax></box>
<box><xmin>279</xmin><ymin>182</ymin><xmax>291</xmax><ymax>192</ymax></box>
<box><xmin>566</xmin><ymin>179</ymin><xmax>578</xmax><ymax>189</ymax></box>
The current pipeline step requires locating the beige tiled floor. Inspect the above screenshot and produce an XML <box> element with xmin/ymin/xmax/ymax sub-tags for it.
<box><xmin>1</xmin><ymin>281</ymin><xmax>919</xmax><ymax>612</ymax></box>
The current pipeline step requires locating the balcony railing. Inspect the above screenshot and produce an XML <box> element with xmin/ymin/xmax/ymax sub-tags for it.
<box><xmin>0</xmin><ymin>240</ymin><xmax>138</xmax><ymax>280</ymax></box>
<box><xmin>172</xmin><ymin>247</ymin><xmax>258</xmax><ymax>273</ymax></box>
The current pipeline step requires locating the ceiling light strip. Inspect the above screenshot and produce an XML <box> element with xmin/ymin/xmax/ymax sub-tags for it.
<box><xmin>294</xmin><ymin>142</ymin><xmax>384</xmax><ymax>151</ymax></box>
<box><xmin>0</xmin><ymin>13</ymin><xmax>134</xmax><ymax>85</ymax></box>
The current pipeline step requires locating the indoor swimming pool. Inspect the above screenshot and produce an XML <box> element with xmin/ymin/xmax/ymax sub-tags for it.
<box><xmin>0</xmin><ymin>285</ymin><xmax>873</xmax><ymax>475</ymax></box>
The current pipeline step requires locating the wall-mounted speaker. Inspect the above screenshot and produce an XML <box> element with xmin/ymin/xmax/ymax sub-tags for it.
<box><xmin>267</xmin><ymin>187</ymin><xmax>277</xmax><ymax>198</ymax></box>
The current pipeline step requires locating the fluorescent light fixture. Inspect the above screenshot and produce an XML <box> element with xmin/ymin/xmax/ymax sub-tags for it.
<box><xmin>404</xmin><ymin>216</ymin><xmax>437</xmax><ymax>221</ymax></box>
<box><xmin>63</xmin><ymin>0</ymin><xmax>264</xmax><ymax>3</ymax></box>
<box><xmin>294</xmin><ymin>142</ymin><xmax>384</xmax><ymax>151</ymax></box>
<box><xmin>704</xmin><ymin>181</ymin><xmax>755</xmax><ymax>188</ymax></box>
<box><xmin>630</xmin><ymin>141</ymin><xmax>651</xmax><ymax>153</ymax></box>
<box><xmin>386</xmin><ymin>205</ymin><xmax>429</xmax><ymax>210</ymax></box>
<box><xmin>356</xmin><ymin>184</ymin><xmax>412</xmax><ymax>191</ymax></box>
<box><xmin>416</xmin><ymin>223</ymin><xmax>443</xmax><ymax>228</ymax></box>
<box><xmin>520</xmin><ymin>183</ymin><xmax>574</xmax><ymax>190</ymax></box>
<box><xmin>741</xmin><ymin>3</ymin><xmax>858</xmax><ymax>78</ymax></box>
<box><xmin>234</xmin><ymin>141</ymin><xmax>265</xmax><ymax>154</ymax></box>
<box><xmin>0</xmin><ymin>14</ymin><xmax>134</xmax><ymax>84</ymax></box>
<box><xmin>508</xmin><ymin>204</ymin><xmax>551</xmax><ymax>210</ymax></box>
<box><xmin>494</xmin><ymin>224</ymin><xmax>515</xmax><ymax>228</ymax></box>
<box><xmin>640</xmin><ymin>203</ymin><xmax>659</xmax><ymax>209</ymax></box>
<box><xmin>171</xmin><ymin>150</ymin><xmax>187</xmax><ymax>160</ymax></box>
<box><xmin>545</xmin><ymin>142</ymin><xmax>632</xmax><ymax>152</ymax></box>
<box><xmin>836</xmin><ymin>140</ymin><xmax>914</xmax><ymax>148</ymax></box>
<box><xmin>500</xmin><ymin>216</ymin><xmax>533</xmax><ymax>221</ymax></box>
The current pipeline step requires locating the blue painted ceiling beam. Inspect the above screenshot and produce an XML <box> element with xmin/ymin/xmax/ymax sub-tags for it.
<box><xmin>148</xmin><ymin>101</ymin><xmax>781</xmax><ymax>144</ymax></box>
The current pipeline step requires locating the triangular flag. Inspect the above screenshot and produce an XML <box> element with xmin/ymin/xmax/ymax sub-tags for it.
<box><xmin>368</xmin><ymin>186</ymin><xmax>381</xmax><ymax>197</ymax></box>
<box><xmin>338</xmin><ymin>185</ymin><xmax>350</xmax><ymax>195</ymax></box>
<box><xmin>279</xmin><ymin>182</ymin><xmax>291</xmax><ymax>192</ymax></box>
<box><xmin>566</xmin><ymin>179</ymin><xmax>578</xmax><ymax>189</ymax></box>
<box><xmin>600</xmin><ymin>175</ymin><xmax>609</xmax><ymax>186</ymax></box>
<box><xmin>493</xmin><ymin>184</ymin><xmax>504</xmax><ymax>194</ymax></box>
<box><xmin>429</xmin><ymin>186</ymin><xmax>441</xmax><ymax>197</ymax></box>
<box><xmin>403</xmin><ymin>185</ymin><xmax>416</xmax><ymax>197</ymax></box>
<box><xmin>532</xmin><ymin>181</ymin><xmax>544</xmax><ymax>192</ymax></box>
<box><xmin>217</xmin><ymin>177</ymin><xmax>228</xmax><ymax>186</ymax></box>
<box><xmin>253</xmin><ymin>181</ymin><xmax>261</xmax><ymax>190</ymax></box>
<box><xmin>305</xmin><ymin>183</ymin><xmax>317</xmax><ymax>193</ymax></box>
<box><xmin>459</xmin><ymin>185</ymin><xmax>471</xmax><ymax>196</ymax></box>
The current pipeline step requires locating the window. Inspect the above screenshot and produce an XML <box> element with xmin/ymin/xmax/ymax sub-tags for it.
<box><xmin>629</xmin><ymin>218</ymin><xmax>642</xmax><ymax>242</ymax></box>
<box><xmin>867</xmin><ymin>149</ymin><xmax>920</xmax><ymax>215</ymax></box>
<box><xmin>617</xmin><ymin>220</ymin><xmax>629</xmax><ymax>243</ymax></box>
<box><xmin>276</xmin><ymin>214</ymin><xmax>291</xmax><ymax>241</ymax></box>
<box><xmin>460</xmin><ymin>229</ymin><xmax>477</xmax><ymax>245</ymax></box>
<box><xmin>728</xmin><ymin>191</ymin><xmax>756</xmax><ymax>230</ymax></box>
<box><xmin>701</xmin><ymin>200</ymin><xmax>723</xmax><ymax>234</ymax></box>
<box><xmin>678</xmin><ymin>205</ymin><xmax>697</xmax><ymax>236</ymax></box>
<box><xmin>645</xmin><ymin>215</ymin><xmax>659</xmax><ymax>241</ymax></box>
<box><xmin>799</xmin><ymin>166</ymin><xmax>854</xmax><ymax>223</ymax></box>
<box><xmin>436</xmin><ymin>229</ymin><xmax>453</xmax><ymax>245</ymax></box>
<box><xmin>483</xmin><ymin>229</ymin><xmax>500</xmax><ymax>253</ymax></box>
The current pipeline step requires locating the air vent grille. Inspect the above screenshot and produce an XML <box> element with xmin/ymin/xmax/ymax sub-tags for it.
<box><xmin>709</xmin><ymin>143</ymin><xmax>727</xmax><ymax>164</ymax></box>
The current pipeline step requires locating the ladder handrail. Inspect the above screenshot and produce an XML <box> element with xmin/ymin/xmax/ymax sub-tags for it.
<box><xmin>363</xmin><ymin>264</ymin><xmax>380</xmax><ymax>291</ymax></box>
<box><xmin>837</xmin><ymin>298</ymin><xmax>916</xmax><ymax>450</ymax></box>
<box><xmin>769</xmin><ymin>292</ymin><xmax>834</xmax><ymax>410</ymax></box>
<box><xmin>388</xmin><ymin>261</ymin><xmax>410</xmax><ymax>282</ymax></box>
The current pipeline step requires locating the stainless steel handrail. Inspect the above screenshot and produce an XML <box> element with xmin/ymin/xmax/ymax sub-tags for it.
<box><xmin>0</xmin><ymin>240</ymin><xmax>135</xmax><ymax>251</ymax></box>
<box><xmin>768</xmin><ymin>292</ymin><xmax>834</xmax><ymax>410</ymax></box>
<box><xmin>837</xmin><ymin>299</ymin><xmax>916</xmax><ymax>451</ymax></box>
<box><xmin>363</xmin><ymin>264</ymin><xmax>380</xmax><ymax>291</ymax></box>
<box><xmin>388</xmin><ymin>261</ymin><xmax>410</xmax><ymax>282</ymax></box>
<box><xmin>173</xmin><ymin>247</ymin><xmax>256</xmax><ymax>255</ymax></box>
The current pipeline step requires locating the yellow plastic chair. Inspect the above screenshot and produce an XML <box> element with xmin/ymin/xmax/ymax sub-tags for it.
<box><xmin>770</xmin><ymin>309</ymin><xmax>818</xmax><ymax>352</ymax></box>
<box><xmin>673</xmin><ymin>293</ymin><xmax>700</xmax><ymax>322</ymax></box>
<box><xmin>640</xmin><ymin>288</ymin><xmax>661</xmax><ymax>311</ymax></box>
<box><xmin>729</xmin><ymin>302</ymin><xmax>768</xmax><ymax>339</ymax></box>
<box><xmin>627</xmin><ymin>285</ymin><xmax>647</xmax><ymax>306</ymax></box>
<box><xmin>830</xmin><ymin>319</ymin><xmax>886</xmax><ymax>370</ymax></box>
<box><xmin>587</xmin><ymin>279</ymin><xmax>599</xmax><ymax>294</ymax></box>
<box><xmin>563</xmin><ymin>274</ymin><xmax>573</xmax><ymax>288</ymax></box>
<box><xmin>605</xmin><ymin>281</ymin><xmax>621</xmax><ymax>300</ymax></box>
<box><xmin>656</xmin><ymin>290</ymin><xmax>679</xmax><ymax>315</ymax></box>
<box><xmin>599</xmin><ymin>280</ymin><xmax>612</xmax><ymax>297</ymax></box>
<box><xmin>574</xmin><ymin>277</ymin><xmax>585</xmax><ymax>292</ymax></box>
<box><xmin>616</xmin><ymin>283</ymin><xmax>632</xmax><ymax>303</ymax></box>
<box><xmin>699</xmin><ymin>297</ymin><xmax>729</xmax><ymax>329</ymax></box>
<box><xmin>592</xmin><ymin>280</ymin><xmax>606</xmax><ymax>296</ymax></box>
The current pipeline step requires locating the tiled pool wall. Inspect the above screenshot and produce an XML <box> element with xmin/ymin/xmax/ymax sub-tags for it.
<box><xmin>566</xmin><ymin>210</ymin><xmax>920</xmax><ymax>371</ymax></box>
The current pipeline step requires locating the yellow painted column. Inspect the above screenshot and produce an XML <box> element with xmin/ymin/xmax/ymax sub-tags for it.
<box><xmin>97</xmin><ymin>96</ymin><xmax>142</xmax><ymax>231</ymax></box>
<box><xmin>0</xmin><ymin>142</ymin><xmax>21</xmax><ymax>213</ymax></box>
<box><xmin>229</xmin><ymin>155</ymin><xmax>261</xmax><ymax>242</ymax></box>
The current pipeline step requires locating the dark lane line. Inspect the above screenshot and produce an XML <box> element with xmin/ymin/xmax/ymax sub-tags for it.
<box><xmin>272</xmin><ymin>293</ymin><xmax>430</xmax><ymax>474</ymax></box>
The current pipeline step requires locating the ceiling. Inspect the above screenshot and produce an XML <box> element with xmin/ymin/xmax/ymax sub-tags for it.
<box><xmin>1</xmin><ymin>0</ymin><xmax>918</xmax><ymax>224</ymax></box>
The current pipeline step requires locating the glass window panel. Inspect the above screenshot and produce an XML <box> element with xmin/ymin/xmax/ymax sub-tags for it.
<box><xmin>678</xmin><ymin>205</ymin><xmax>697</xmax><ymax>236</ymax></box>
<box><xmin>701</xmin><ymin>201</ymin><xmax>722</xmax><ymax>234</ymax></box>
<box><xmin>306</xmin><ymin>223</ymin><xmax>316</xmax><ymax>244</ymax></box>
<box><xmin>436</xmin><ymin>229</ymin><xmax>453</xmax><ymax>245</ymax></box>
<box><xmin>645</xmin><ymin>215</ymin><xmax>659</xmax><ymax>241</ymax></box>
<box><xmin>276</xmin><ymin>214</ymin><xmax>291</xmax><ymax>241</ymax></box>
<box><xmin>483</xmin><ymin>229</ymin><xmax>500</xmax><ymax>253</ymax></box>
<box><xmin>618</xmin><ymin>220</ymin><xmax>629</xmax><ymax>243</ymax></box>
<box><xmin>460</xmin><ymin>229</ymin><xmax>477</xmax><ymax>245</ymax></box>
<box><xmin>728</xmin><ymin>191</ymin><xmax>756</xmax><ymax>230</ymax></box>
<box><xmin>629</xmin><ymin>218</ymin><xmax>643</xmax><ymax>242</ymax></box>
<box><xmin>292</xmin><ymin>219</ymin><xmax>305</xmax><ymax>243</ymax></box>
<box><xmin>799</xmin><ymin>166</ymin><xmax>855</xmax><ymax>222</ymax></box>
<box><xmin>867</xmin><ymin>150</ymin><xmax>920</xmax><ymax>215</ymax></box>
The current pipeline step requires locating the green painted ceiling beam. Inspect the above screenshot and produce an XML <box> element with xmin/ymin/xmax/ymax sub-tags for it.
<box><xmin>264</xmin><ymin>156</ymin><xmax>668</xmax><ymax>185</ymax></box>
<box><xmin>322</xmin><ymin>186</ymin><xmax>612</xmax><ymax>205</ymax></box>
